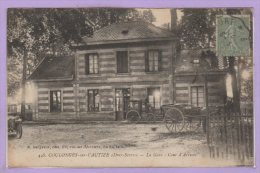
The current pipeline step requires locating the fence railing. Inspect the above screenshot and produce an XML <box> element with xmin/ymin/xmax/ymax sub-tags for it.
<box><xmin>206</xmin><ymin>110</ymin><xmax>253</xmax><ymax>163</ymax></box>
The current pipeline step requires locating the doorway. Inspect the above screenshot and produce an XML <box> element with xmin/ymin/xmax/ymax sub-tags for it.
<box><xmin>115</xmin><ymin>88</ymin><xmax>130</xmax><ymax>120</ymax></box>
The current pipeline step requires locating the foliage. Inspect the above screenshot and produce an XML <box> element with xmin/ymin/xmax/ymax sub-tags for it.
<box><xmin>240</xmin><ymin>57</ymin><xmax>253</xmax><ymax>102</ymax></box>
<box><xmin>241</xmin><ymin>78</ymin><xmax>253</xmax><ymax>102</ymax></box>
<box><xmin>200</xmin><ymin>50</ymin><xmax>219</xmax><ymax>69</ymax></box>
<box><xmin>7</xmin><ymin>55</ymin><xmax>22</xmax><ymax>96</ymax></box>
<box><xmin>177</xmin><ymin>9</ymin><xmax>224</xmax><ymax>49</ymax></box>
<box><xmin>177</xmin><ymin>8</ymin><xmax>252</xmax><ymax>49</ymax></box>
<box><xmin>141</xmin><ymin>9</ymin><xmax>156</xmax><ymax>23</ymax></box>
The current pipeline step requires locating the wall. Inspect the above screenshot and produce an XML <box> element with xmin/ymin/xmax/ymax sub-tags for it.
<box><xmin>76</xmin><ymin>41</ymin><xmax>175</xmax><ymax>120</ymax></box>
<box><xmin>175</xmin><ymin>73</ymin><xmax>226</xmax><ymax>107</ymax></box>
<box><xmin>76</xmin><ymin>42</ymin><xmax>174</xmax><ymax>81</ymax></box>
<box><xmin>34</xmin><ymin>81</ymin><xmax>77</xmax><ymax>121</ymax></box>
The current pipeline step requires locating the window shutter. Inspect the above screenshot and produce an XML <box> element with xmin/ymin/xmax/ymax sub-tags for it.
<box><xmin>116</xmin><ymin>51</ymin><xmax>128</xmax><ymax>73</ymax></box>
<box><xmin>116</xmin><ymin>54</ymin><xmax>120</xmax><ymax>73</ymax></box>
<box><xmin>145</xmin><ymin>51</ymin><xmax>149</xmax><ymax>72</ymax></box>
<box><xmin>97</xmin><ymin>55</ymin><xmax>99</xmax><ymax>73</ymax></box>
<box><xmin>158</xmin><ymin>50</ymin><xmax>162</xmax><ymax>71</ymax></box>
<box><xmin>123</xmin><ymin>52</ymin><xmax>128</xmax><ymax>73</ymax></box>
<box><xmin>50</xmin><ymin>91</ymin><xmax>53</xmax><ymax>112</ymax></box>
<box><xmin>85</xmin><ymin>54</ymin><xmax>89</xmax><ymax>74</ymax></box>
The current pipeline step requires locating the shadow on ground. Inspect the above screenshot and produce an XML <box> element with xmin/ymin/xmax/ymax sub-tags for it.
<box><xmin>150</xmin><ymin>131</ymin><xmax>206</xmax><ymax>142</ymax></box>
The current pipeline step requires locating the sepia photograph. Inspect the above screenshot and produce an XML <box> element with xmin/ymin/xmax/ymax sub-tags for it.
<box><xmin>7</xmin><ymin>7</ymin><xmax>254</xmax><ymax>167</ymax></box>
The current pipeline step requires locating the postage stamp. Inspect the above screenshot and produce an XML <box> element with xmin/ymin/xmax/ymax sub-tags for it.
<box><xmin>216</xmin><ymin>15</ymin><xmax>251</xmax><ymax>56</ymax></box>
<box><xmin>5</xmin><ymin>7</ymin><xmax>255</xmax><ymax>168</ymax></box>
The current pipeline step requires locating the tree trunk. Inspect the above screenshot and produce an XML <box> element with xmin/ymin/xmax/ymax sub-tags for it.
<box><xmin>21</xmin><ymin>50</ymin><xmax>27</xmax><ymax>119</ymax></box>
<box><xmin>170</xmin><ymin>9</ymin><xmax>177</xmax><ymax>32</ymax></box>
<box><xmin>228</xmin><ymin>56</ymin><xmax>241</xmax><ymax>113</ymax></box>
<box><xmin>226</xmin><ymin>9</ymin><xmax>242</xmax><ymax>113</ymax></box>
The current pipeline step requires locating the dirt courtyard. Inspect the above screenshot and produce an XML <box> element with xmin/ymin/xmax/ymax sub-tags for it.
<box><xmin>8</xmin><ymin>122</ymin><xmax>223</xmax><ymax>167</ymax></box>
<box><xmin>9</xmin><ymin>122</ymin><xmax>209</xmax><ymax>155</ymax></box>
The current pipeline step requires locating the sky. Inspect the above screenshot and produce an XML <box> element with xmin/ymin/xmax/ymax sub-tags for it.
<box><xmin>137</xmin><ymin>8</ymin><xmax>183</xmax><ymax>27</ymax></box>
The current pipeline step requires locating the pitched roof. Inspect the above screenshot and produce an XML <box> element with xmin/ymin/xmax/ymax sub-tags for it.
<box><xmin>28</xmin><ymin>55</ymin><xmax>74</xmax><ymax>81</ymax></box>
<box><xmin>175</xmin><ymin>48</ymin><xmax>224</xmax><ymax>74</ymax></box>
<box><xmin>82</xmin><ymin>21</ymin><xmax>175</xmax><ymax>45</ymax></box>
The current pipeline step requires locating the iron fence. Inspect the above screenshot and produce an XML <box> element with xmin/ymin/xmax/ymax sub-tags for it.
<box><xmin>206</xmin><ymin>110</ymin><xmax>253</xmax><ymax>163</ymax></box>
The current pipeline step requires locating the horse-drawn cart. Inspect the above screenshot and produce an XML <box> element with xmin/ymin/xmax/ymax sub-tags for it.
<box><xmin>162</xmin><ymin>104</ymin><xmax>207</xmax><ymax>133</ymax></box>
<box><xmin>125</xmin><ymin>99</ymin><xmax>206</xmax><ymax>133</ymax></box>
<box><xmin>125</xmin><ymin>99</ymin><xmax>157</xmax><ymax>122</ymax></box>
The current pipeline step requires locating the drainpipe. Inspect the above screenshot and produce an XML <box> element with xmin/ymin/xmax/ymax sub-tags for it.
<box><xmin>74</xmin><ymin>51</ymin><xmax>79</xmax><ymax>118</ymax></box>
<box><xmin>204</xmin><ymin>72</ymin><xmax>209</xmax><ymax>133</ymax></box>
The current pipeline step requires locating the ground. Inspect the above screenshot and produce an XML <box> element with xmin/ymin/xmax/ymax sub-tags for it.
<box><xmin>10</xmin><ymin>122</ymin><xmax>242</xmax><ymax>167</ymax></box>
<box><xmin>9</xmin><ymin>122</ymin><xmax>208</xmax><ymax>154</ymax></box>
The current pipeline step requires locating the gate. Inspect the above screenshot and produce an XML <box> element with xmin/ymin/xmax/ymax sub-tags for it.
<box><xmin>206</xmin><ymin>110</ymin><xmax>253</xmax><ymax>163</ymax></box>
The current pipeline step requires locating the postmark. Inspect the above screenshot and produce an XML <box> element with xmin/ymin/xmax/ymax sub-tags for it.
<box><xmin>216</xmin><ymin>15</ymin><xmax>251</xmax><ymax>57</ymax></box>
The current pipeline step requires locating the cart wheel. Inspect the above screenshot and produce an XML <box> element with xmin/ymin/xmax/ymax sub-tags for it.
<box><xmin>126</xmin><ymin>110</ymin><xmax>141</xmax><ymax>122</ymax></box>
<box><xmin>164</xmin><ymin>107</ymin><xmax>184</xmax><ymax>133</ymax></box>
<box><xmin>16</xmin><ymin>123</ymin><xmax>22</xmax><ymax>139</ymax></box>
<box><xmin>185</xmin><ymin>117</ymin><xmax>201</xmax><ymax>131</ymax></box>
<box><xmin>146</xmin><ymin>113</ymin><xmax>155</xmax><ymax>122</ymax></box>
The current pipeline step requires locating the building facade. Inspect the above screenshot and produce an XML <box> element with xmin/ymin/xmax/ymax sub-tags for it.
<box><xmin>29</xmin><ymin>22</ymin><xmax>177</xmax><ymax>121</ymax></box>
<box><xmin>175</xmin><ymin>49</ymin><xmax>227</xmax><ymax>108</ymax></box>
<box><xmin>28</xmin><ymin>21</ymin><xmax>227</xmax><ymax>121</ymax></box>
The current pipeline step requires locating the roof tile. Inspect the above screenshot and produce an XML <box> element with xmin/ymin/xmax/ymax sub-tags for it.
<box><xmin>28</xmin><ymin>56</ymin><xmax>74</xmax><ymax>80</ymax></box>
<box><xmin>83</xmin><ymin>21</ymin><xmax>175</xmax><ymax>44</ymax></box>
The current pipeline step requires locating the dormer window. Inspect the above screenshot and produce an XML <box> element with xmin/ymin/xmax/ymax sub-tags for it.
<box><xmin>193</xmin><ymin>59</ymin><xmax>200</xmax><ymax>64</ymax></box>
<box><xmin>121</xmin><ymin>30</ymin><xmax>129</xmax><ymax>35</ymax></box>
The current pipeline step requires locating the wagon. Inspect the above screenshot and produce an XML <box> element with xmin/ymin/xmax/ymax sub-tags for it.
<box><xmin>125</xmin><ymin>99</ymin><xmax>157</xmax><ymax>122</ymax></box>
<box><xmin>126</xmin><ymin>100</ymin><xmax>206</xmax><ymax>133</ymax></box>
<box><xmin>161</xmin><ymin>104</ymin><xmax>207</xmax><ymax>133</ymax></box>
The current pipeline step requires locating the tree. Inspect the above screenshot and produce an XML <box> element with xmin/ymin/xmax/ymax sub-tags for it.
<box><xmin>178</xmin><ymin>8</ymin><xmax>225</xmax><ymax>49</ymax></box>
<box><xmin>223</xmin><ymin>9</ymin><xmax>253</xmax><ymax>113</ymax></box>
<box><xmin>142</xmin><ymin>9</ymin><xmax>156</xmax><ymax>23</ymax></box>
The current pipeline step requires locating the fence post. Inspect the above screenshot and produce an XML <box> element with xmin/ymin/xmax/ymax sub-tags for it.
<box><xmin>224</xmin><ymin>113</ymin><xmax>228</xmax><ymax>159</ymax></box>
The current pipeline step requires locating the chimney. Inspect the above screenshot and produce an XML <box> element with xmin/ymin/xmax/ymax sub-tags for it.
<box><xmin>170</xmin><ymin>9</ymin><xmax>177</xmax><ymax>32</ymax></box>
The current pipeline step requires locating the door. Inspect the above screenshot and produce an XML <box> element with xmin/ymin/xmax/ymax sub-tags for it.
<box><xmin>115</xmin><ymin>88</ymin><xmax>130</xmax><ymax>120</ymax></box>
<box><xmin>147</xmin><ymin>87</ymin><xmax>161</xmax><ymax>109</ymax></box>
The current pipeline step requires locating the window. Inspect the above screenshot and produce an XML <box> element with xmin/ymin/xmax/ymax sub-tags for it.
<box><xmin>50</xmin><ymin>90</ymin><xmax>61</xmax><ymax>112</ymax></box>
<box><xmin>146</xmin><ymin>50</ymin><xmax>161</xmax><ymax>72</ymax></box>
<box><xmin>147</xmin><ymin>88</ymin><xmax>161</xmax><ymax>109</ymax></box>
<box><xmin>88</xmin><ymin>89</ymin><xmax>100</xmax><ymax>112</ymax></box>
<box><xmin>191</xmin><ymin>86</ymin><xmax>205</xmax><ymax>107</ymax></box>
<box><xmin>116</xmin><ymin>51</ymin><xmax>128</xmax><ymax>73</ymax></box>
<box><xmin>8</xmin><ymin>105</ymin><xmax>17</xmax><ymax>113</ymax></box>
<box><xmin>25</xmin><ymin>104</ymin><xmax>31</xmax><ymax>110</ymax></box>
<box><xmin>85</xmin><ymin>53</ymin><xmax>98</xmax><ymax>74</ymax></box>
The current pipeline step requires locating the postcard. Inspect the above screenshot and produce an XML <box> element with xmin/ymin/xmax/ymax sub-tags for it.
<box><xmin>4</xmin><ymin>6</ymin><xmax>256</xmax><ymax>168</ymax></box>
